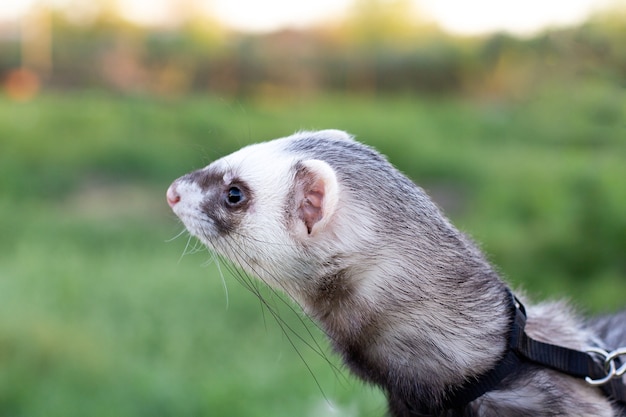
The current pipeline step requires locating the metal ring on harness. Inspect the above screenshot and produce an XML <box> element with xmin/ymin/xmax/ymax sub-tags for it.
<box><xmin>585</xmin><ymin>347</ymin><xmax>618</xmax><ymax>386</ymax></box>
<box><xmin>608</xmin><ymin>348</ymin><xmax>626</xmax><ymax>378</ymax></box>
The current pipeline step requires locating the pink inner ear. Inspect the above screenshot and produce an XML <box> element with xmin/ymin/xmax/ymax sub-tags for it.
<box><xmin>306</xmin><ymin>189</ymin><xmax>323</xmax><ymax>208</ymax></box>
<box><xmin>300</xmin><ymin>182</ymin><xmax>325</xmax><ymax>234</ymax></box>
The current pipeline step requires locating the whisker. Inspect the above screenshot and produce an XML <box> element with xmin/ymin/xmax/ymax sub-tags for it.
<box><xmin>165</xmin><ymin>227</ymin><xmax>189</xmax><ymax>243</ymax></box>
<box><xmin>220</xmin><ymin>254</ymin><xmax>333</xmax><ymax>404</ymax></box>
<box><xmin>213</xmin><ymin>254</ymin><xmax>229</xmax><ymax>309</ymax></box>
<box><xmin>228</xmin><ymin>229</ymin><xmax>294</xmax><ymax>248</ymax></box>
<box><xmin>178</xmin><ymin>234</ymin><xmax>196</xmax><ymax>264</ymax></box>
<box><xmin>188</xmin><ymin>238</ymin><xmax>207</xmax><ymax>255</ymax></box>
<box><xmin>218</xmin><ymin>237</ymin><xmax>347</xmax><ymax>382</ymax></box>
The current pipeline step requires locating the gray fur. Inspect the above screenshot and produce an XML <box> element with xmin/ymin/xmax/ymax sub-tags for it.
<box><xmin>588</xmin><ymin>311</ymin><xmax>626</xmax><ymax>350</ymax></box>
<box><xmin>167</xmin><ymin>130</ymin><xmax>626</xmax><ymax>417</ymax></box>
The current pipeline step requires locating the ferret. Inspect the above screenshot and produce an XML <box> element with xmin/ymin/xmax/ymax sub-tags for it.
<box><xmin>166</xmin><ymin>130</ymin><xmax>626</xmax><ymax>417</ymax></box>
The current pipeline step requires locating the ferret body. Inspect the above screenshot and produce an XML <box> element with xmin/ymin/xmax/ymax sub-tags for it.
<box><xmin>167</xmin><ymin>130</ymin><xmax>626</xmax><ymax>416</ymax></box>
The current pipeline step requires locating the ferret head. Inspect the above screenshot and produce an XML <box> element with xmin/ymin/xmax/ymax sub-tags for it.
<box><xmin>168</xmin><ymin>131</ymin><xmax>514</xmax><ymax>407</ymax></box>
<box><xmin>166</xmin><ymin>130</ymin><xmax>378</xmax><ymax>298</ymax></box>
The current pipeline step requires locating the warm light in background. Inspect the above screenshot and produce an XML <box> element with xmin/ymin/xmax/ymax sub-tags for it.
<box><xmin>421</xmin><ymin>0</ymin><xmax>617</xmax><ymax>35</ymax></box>
<box><xmin>0</xmin><ymin>0</ymin><xmax>33</xmax><ymax>20</ymax></box>
<box><xmin>3</xmin><ymin>68</ymin><xmax>40</xmax><ymax>101</ymax></box>
<box><xmin>1</xmin><ymin>0</ymin><xmax>623</xmax><ymax>100</ymax></box>
<box><xmin>210</xmin><ymin>0</ymin><xmax>352</xmax><ymax>32</ymax></box>
<box><xmin>0</xmin><ymin>0</ymin><xmax>621</xmax><ymax>35</ymax></box>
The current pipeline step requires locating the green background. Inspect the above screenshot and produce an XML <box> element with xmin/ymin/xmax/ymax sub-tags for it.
<box><xmin>1</xmin><ymin>86</ymin><xmax>625</xmax><ymax>416</ymax></box>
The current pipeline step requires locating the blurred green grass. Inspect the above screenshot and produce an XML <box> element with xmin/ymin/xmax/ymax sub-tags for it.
<box><xmin>1</xmin><ymin>88</ymin><xmax>625</xmax><ymax>416</ymax></box>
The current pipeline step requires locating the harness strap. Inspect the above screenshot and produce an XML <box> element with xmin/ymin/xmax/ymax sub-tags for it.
<box><xmin>440</xmin><ymin>292</ymin><xmax>626</xmax><ymax>413</ymax></box>
<box><xmin>510</xmin><ymin>296</ymin><xmax>626</xmax><ymax>404</ymax></box>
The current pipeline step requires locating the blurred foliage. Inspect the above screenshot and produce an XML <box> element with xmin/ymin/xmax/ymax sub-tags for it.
<box><xmin>1</xmin><ymin>2</ymin><xmax>625</xmax><ymax>416</ymax></box>
<box><xmin>1</xmin><ymin>86</ymin><xmax>624</xmax><ymax>416</ymax></box>
<box><xmin>1</xmin><ymin>1</ymin><xmax>625</xmax><ymax>98</ymax></box>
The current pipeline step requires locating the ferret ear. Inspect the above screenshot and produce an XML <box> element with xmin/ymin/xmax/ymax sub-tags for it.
<box><xmin>294</xmin><ymin>159</ymin><xmax>339</xmax><ymax>236</ymax></box>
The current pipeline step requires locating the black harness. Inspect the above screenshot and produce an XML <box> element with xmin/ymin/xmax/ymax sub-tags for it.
<box><xmin>437</xmin><ymin>291</ymin><xmax>626</xmax><ymax>414</ymax></box>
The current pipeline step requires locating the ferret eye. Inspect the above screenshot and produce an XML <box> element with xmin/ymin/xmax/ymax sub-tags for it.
<box><xmin>226</xmin><ymin>186</ymin><xmax>244</xmax><ymax>205</ymax></box>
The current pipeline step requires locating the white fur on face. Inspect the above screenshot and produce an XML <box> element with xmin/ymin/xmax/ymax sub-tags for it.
<box><xmin>169</xmin><ymin>180</ymin><xmax>212</xmax><ymax>239</ymax></box>
<box><xmin>173</xmin><ymin>138</ymin><xmax>310</xmax><ymax>291</ymax></box>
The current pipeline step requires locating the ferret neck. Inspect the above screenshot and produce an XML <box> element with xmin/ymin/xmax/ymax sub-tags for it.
<box><xmin>305</xmin><ymin>262</ymin><xmax>513</xmax><ymax>413</ymax></box>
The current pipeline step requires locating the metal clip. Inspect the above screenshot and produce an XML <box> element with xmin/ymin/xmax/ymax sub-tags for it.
<box><xmin>585</xmin><ymin>347</ymin><xmax>626</xmax><ymax>386</ymax></box>
<box><xmin>607</xmin><ymin>347</ymin><xmax>626</xmax><ymax>378</ymax></box>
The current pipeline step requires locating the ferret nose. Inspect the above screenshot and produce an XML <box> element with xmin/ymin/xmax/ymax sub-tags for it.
<box><xmin>166</xmin><ymin>183</ymin><xmax>181</xmax><ymax>208</ymax></box>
